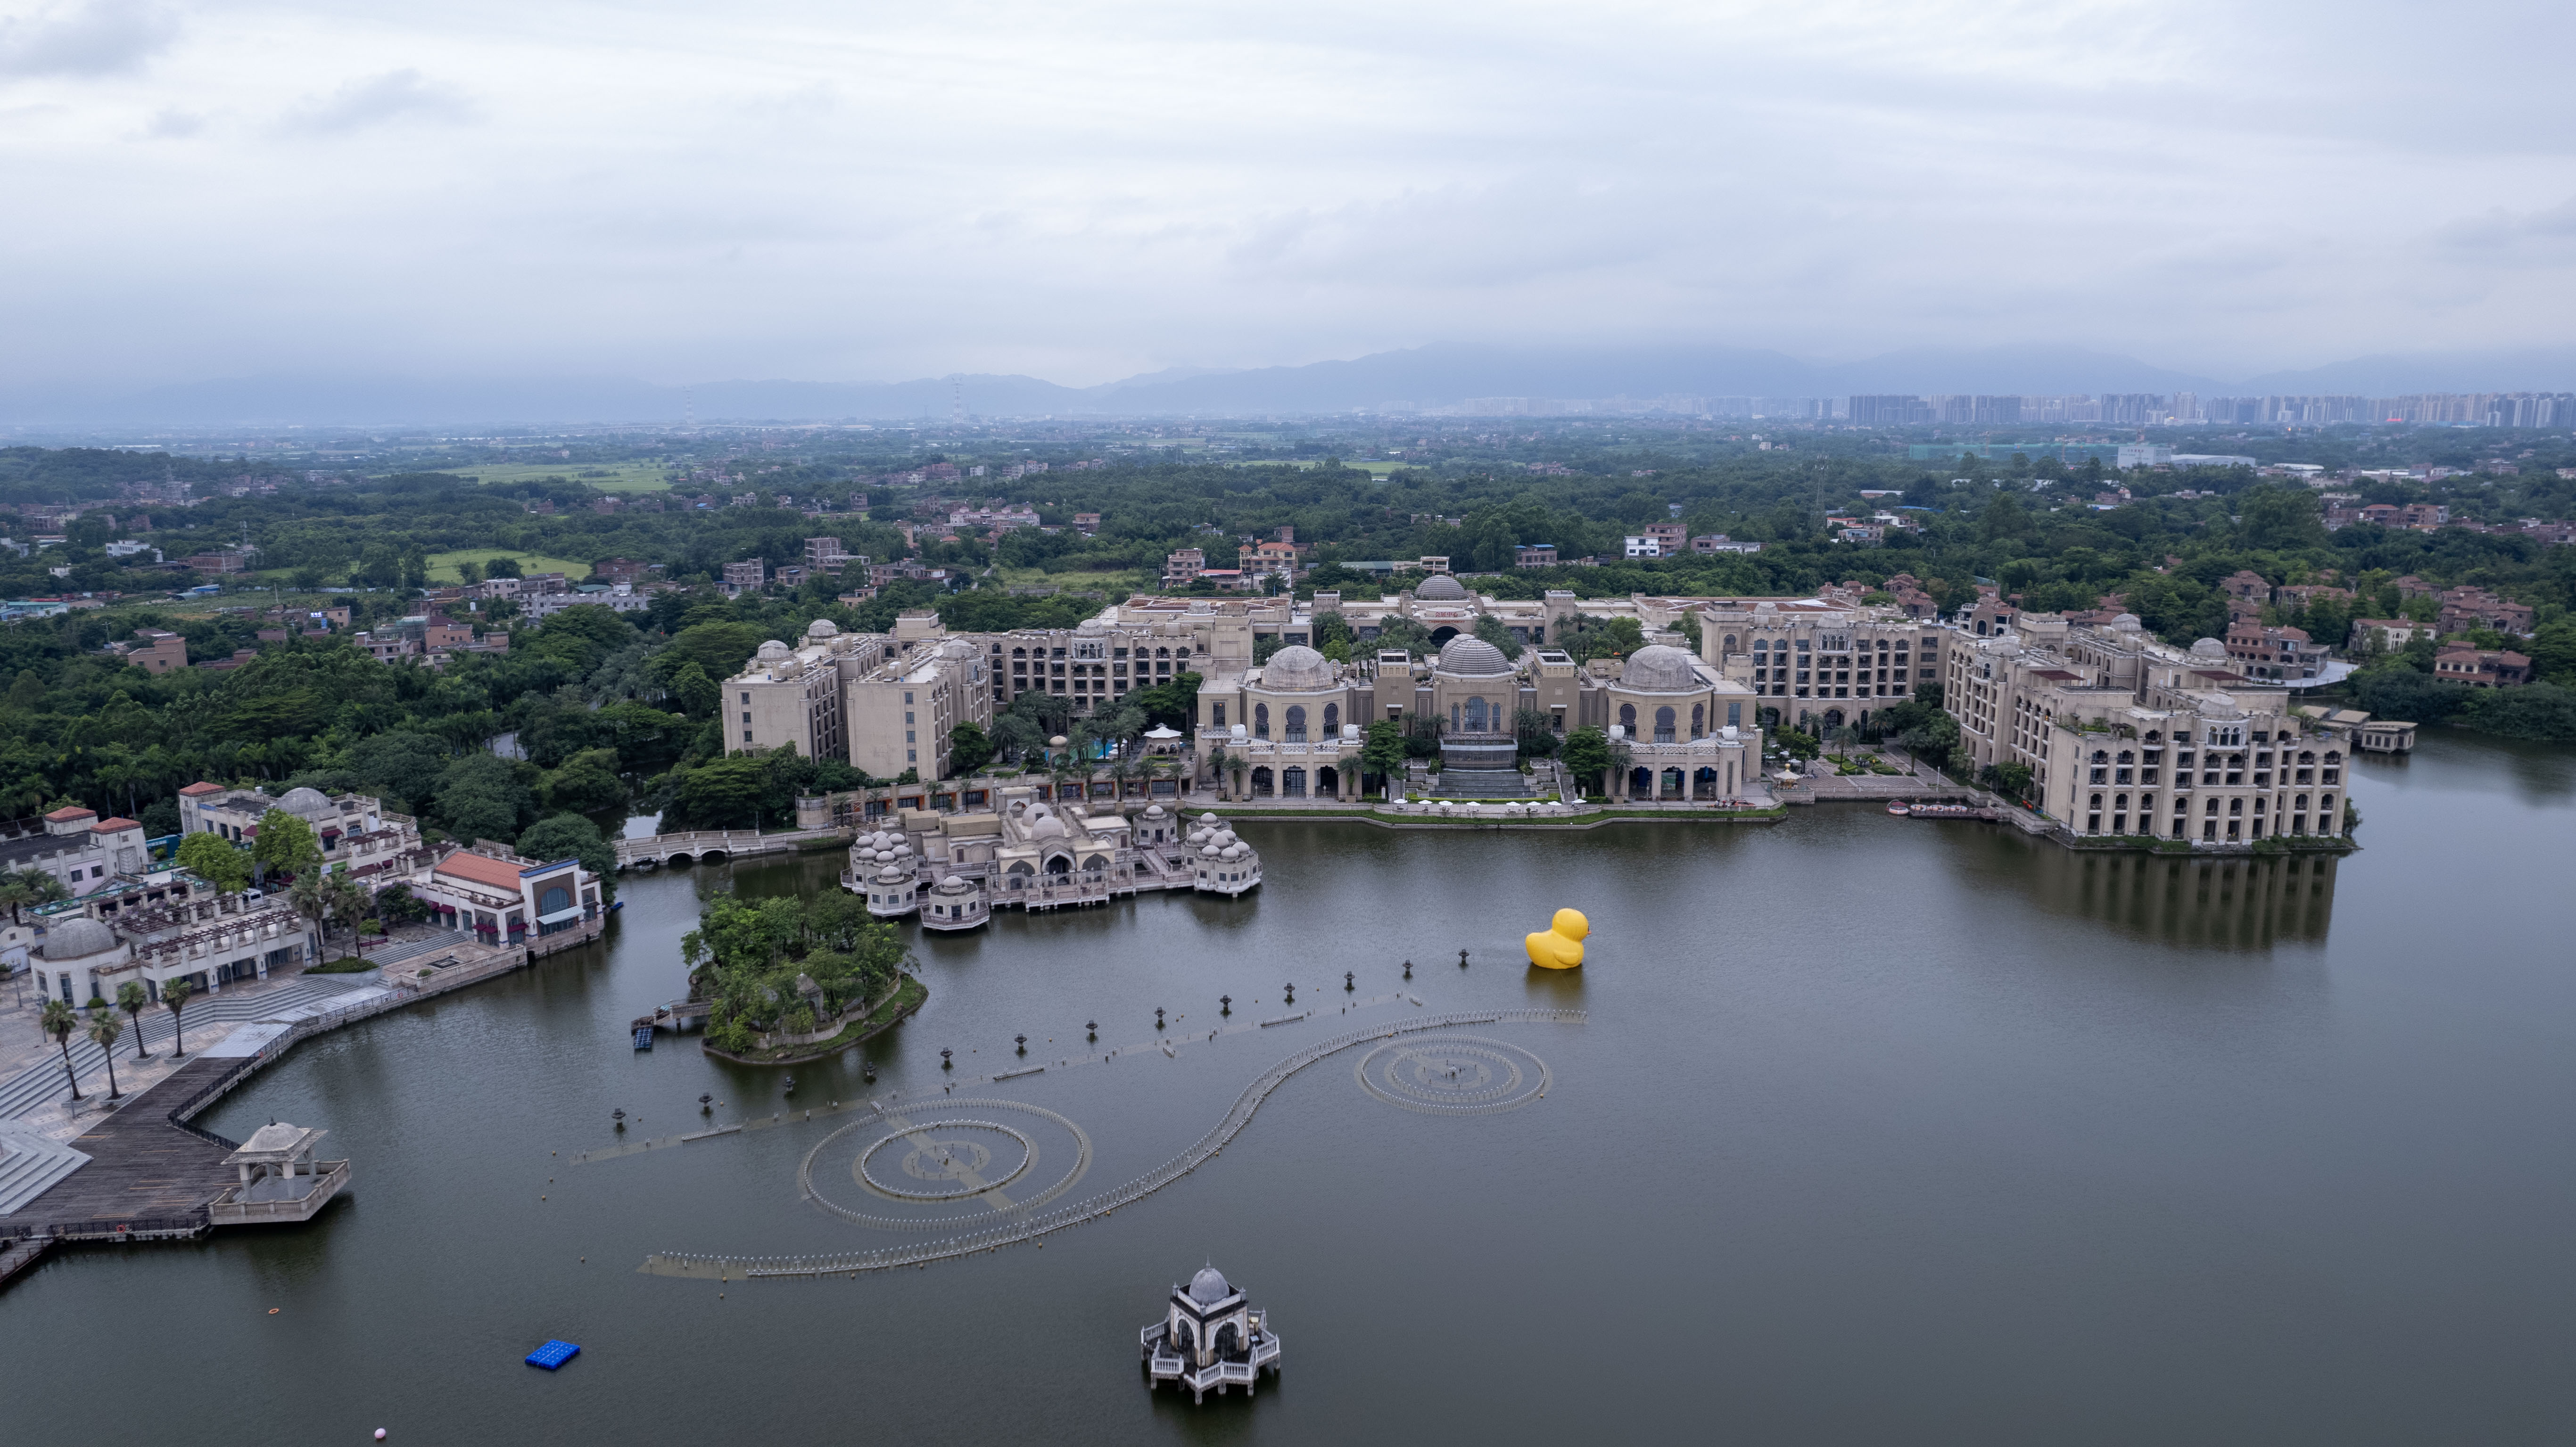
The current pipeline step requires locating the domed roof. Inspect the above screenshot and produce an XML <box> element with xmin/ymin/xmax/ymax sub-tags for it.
<box><xmin>2190</xmin><ymin>638</ymin><xmax>2227</xmax><ymax>658</ymax></box>
<box><xmin>1415</xmin><ymin>574</ymin><xmax>1470</xmax><ymax>600</ymax></box>
<box><xmin>806</xmin><ymin>618</ymin><xmax>839</xmax><ymax>639</ymax></box>
<box><xmin>1027</xmin><ymin>807</ymin><xmax>1070</xmax><ymax>839</ymax></box>
<box><xmin>1142</xmin><ymin>804</ymin><xmax>1165</xmax><ymax>818</ymax></box>
<box><xmin>38</xmin><ymin>917</ymin><xmax>118</xmax><ymax>960</ymax></box>
<box><xmin>276</xmin><ymin>786</ymin><xmax>335</xmax><ymax>817</ymax></box>
<box><xmin>1619</xmin><ymin>644</ymin><xmax>1700</xmax><ymax>691</ymax></box>
<box><xmin>756</xmin><ymin>640</ymin><xmax>792</xmax><ymax>662</ymax></box>
<box><xmin>1188</xmin><ymin>1267</ymin><xmax>1232</xmax><ymax>1305</ymax></box>
<box><xmin>2111</xmin><ymin>613</ymin><xmax>2143</xmax><ymax>631</ymax></box>
<box><xmin>1261</xmin><ymin>645</ymin><xmax>1334</xmax><ymax>691</ymax></box>
<box><xmin>1434</xmin><ymin>636</ymin><xmax>1513</xmax><ymax>677</ymax></box>
<box><xmin>2202</xmin><ymin>692</ymin><xmax>2243</xmax><ymax>719</ymax></box>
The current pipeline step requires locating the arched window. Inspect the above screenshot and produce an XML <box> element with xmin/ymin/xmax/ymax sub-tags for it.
<box><xmin>1322</xmin><ymin>703</ymin><xmax>1339</xmax><ymax>735</ymax></box>
<box><xmin>1691</xmin><ymin>704</ymin><xmax>1704</xmax><ymax>737</ymax></box>
<box><xmin>1285</xmin><ymin>705</ymin><xmax>1307</xmax><ymax>741</ymax></box>
<box><xmin>1211</xmin><ymin>703</ymin><xmax>1226</xmax><ymax>730</ymax></box>
<box><xmin>1724</xmin><ymin>634</ymin><xmax>1738</xmax><ymax>653</ymax></box>
<box><xmin>2146</xmin><ymin>730</ymin><xmax>2162</xmax><ymax>742</ymax></box>
<box><xmin>1011</xmin><ymin>647</ymin><xmax>1026</xmax><ymax>658</ymax></box>
<box><xmin>1653</xmin><ymin>706</ymin><xmax>1676</xmax><ymax>743</ymax></box>
<box><xmin>1156</xmin><ymin>647</ymin><xmax>1171</xmax><ymax>658</ymax></box>
<box><xmin>1250</xmin><ymin>766</ymin><xmax>1274</xmax><ymax>796</ymax></box>
<box><xmin>2117</xmin><ymin>751</ymin><xmax>2133</xmax><ymax>763</ymax></box>
<box><xmin>1464</xmin><ymin>697</ymin><xmax>1489</xmax><ymax>732</ymax></box>
<box><xmin>1754</xmin><ymin>640</ymin><xmax>1769</xmax><ymax>655</ymax></box>
<box><xmin>2092</xmin><ymin>750</ymin><xmax>2109</xmax><ymax>764</ymax></box>
<box><xmin>1253</xmin><ymin>703</ymin><xmax>1269</xmax><ymax>739</ymax></box>
<box><xmin>1618</xmin><ymin>703</ymin><xmax>1636</xmax><ymax>731</ymax></box>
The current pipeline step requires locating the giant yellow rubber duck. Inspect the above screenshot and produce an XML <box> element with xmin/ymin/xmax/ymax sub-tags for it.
<box><xmin>1525</xmin><ymin>908</ymin><xmax>1589</xmax><ymax>970</ymax></box>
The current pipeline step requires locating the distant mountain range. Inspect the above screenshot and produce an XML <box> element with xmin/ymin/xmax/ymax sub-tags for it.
<box><xmin>9</xmin><ymin>343</ymin><xmax>2576</xmax><ymax>428</ymax></box>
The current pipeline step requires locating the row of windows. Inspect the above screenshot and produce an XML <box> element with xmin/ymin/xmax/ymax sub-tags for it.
<box><xmin>2083</xmin><ymin>791</ymin><xmax>2338</xmax><ymax>839</ymax></box>
<box><xmin>1751</xmin><ymin>684</ymin><xmax>1911</xmax><ymax>699</ymax></box>
<box><xmin>1003</xmin><ymin>645</ymin><xmax>1193</xmax><ymax>661</ymax></box>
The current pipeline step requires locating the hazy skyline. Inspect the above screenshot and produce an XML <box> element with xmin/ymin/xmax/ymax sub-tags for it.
<box><xmin>5</xmin><ymin>0</ymin><xmax>2573</xmax><ymax>395</ymax></box>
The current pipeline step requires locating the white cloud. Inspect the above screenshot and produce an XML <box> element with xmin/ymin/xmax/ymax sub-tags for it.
<box><xmin>277</xmin><ymin>68</ymin><xmax>474</xmax><ymax>135</ymax></box>
<box><xmin>0</xmin><ymin>0</ymin><xmax>176</xmax><ymax>77</ymax></box>
<box><xmin>1</xmin><ymin>0</ymin><xmax>2573</xmax><ymax>389</ymax></box>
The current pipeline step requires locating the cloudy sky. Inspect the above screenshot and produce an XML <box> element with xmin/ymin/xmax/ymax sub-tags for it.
<box><xmin>3</xmin><ymin>0</ymin><xmax>2572</xmax><ymax>391</ymax></box>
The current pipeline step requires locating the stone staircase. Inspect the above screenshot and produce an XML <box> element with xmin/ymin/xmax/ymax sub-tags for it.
<box><xmin>0</xmin><ymin>975</ymin><xmax>371</xmax><ymax>1121</ymax></box>
<box><xmin>1428</xmin><ymin>767</ymin><xmax>1536</xmax><ymax>798</ymax></box>
<box><xmin>0</xmin><ymin>1123</ymin><xmax>90</xmax><ymax>1217</ymax></box>
<box><xmin>364</xmin><ymin>929</ymin><xmax>476</xmax><ymax>968</ymax></box>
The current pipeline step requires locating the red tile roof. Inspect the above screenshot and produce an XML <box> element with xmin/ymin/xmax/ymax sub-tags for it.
<box><xmin>434</xmin><ymin>850</ymin><xmax>527</xmax><ymax>893</ymax></box>
<box><xmin>91</xmin><ymin>817</ymin><xmax>140</xmax><ymax>832</ymax></box>
<box><xmin>179</xmin><ymin>781</ymin><xmax>225</xmax><ymax>797</ymax></box>
<box><xmin>44</xmin><ymin>806</ymin><xmax>96</xmax><ymax>822</ymax></box>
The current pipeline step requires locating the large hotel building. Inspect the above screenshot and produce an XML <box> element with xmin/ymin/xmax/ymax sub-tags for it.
<box><xmin>1944</xmin><ymin>613</ymin><xmax>2345</xmax><ymax>842</ymax></box>
<box><xmin>724</xmin><ymin>581</ymin><xmax>2346</xmax><ymax>843</ymax></box>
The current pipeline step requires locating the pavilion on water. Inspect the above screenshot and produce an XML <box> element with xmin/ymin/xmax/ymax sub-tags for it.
<box><xmin>1139</xmin><ymin>1266</ymin><xmax>1281</xmax><ymax>1403</ymax></box>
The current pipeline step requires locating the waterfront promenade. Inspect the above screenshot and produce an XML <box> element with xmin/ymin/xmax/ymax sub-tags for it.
<box><xmin>0</xmin><ymin>923</ymin><xmax>561</xmax><ymax>1271</ymax></box>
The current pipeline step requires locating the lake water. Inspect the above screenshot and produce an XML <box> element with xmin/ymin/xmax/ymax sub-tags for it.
<box><xmin>12</xmin><ymin>734</ymin><xmax>2576</xmax><ymax>1445</ymax></box>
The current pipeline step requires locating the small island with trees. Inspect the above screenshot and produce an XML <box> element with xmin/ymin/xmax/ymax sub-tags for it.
<box><xmin>682</xmin><ymin>889</ymin><xmax>925</xmax><ymax>1064</ymax></box>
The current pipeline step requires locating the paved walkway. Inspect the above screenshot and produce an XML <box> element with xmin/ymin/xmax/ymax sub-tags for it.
<box><xmin>0</xmin><ymin>973</ymin><xmax>375</xmax><ymax>1140</ymax></box>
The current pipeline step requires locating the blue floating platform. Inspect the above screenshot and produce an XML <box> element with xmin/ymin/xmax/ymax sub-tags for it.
<box><xmin>525</xmin><ymin>1340</ymin><xmax>581</xmax><ymax>1370</ymax></box>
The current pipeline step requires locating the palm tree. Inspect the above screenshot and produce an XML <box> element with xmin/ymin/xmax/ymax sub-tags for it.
<box><xmin>85</xmin><ymin>1006</ymin><xmax>122</xmax><ymax>1099</ymax></box>
<box><xmin>41</xmin><ymin>998</ymin><xmax>80</xmax><ymax>1101</ymax></box>
<box><xmin>162</xmin><ymin>977</ymin><xmax>194</xmax><ymax>1059</ymax></box>
<box><xmin>289</xmin><ymin>871</ymin><xmax>331</xmax><ymax>952</ymax></box>
<box><xmin>330</xmin><ymin>872</ymin><xmax>372</xmax><ymax>952</ymax></box>
<box><xmin>0</xmin><ymin>867</ymin><xmax>69</xmax><ymax>926</ymax></box>
<box><xmin>116</xmin><ymin>980</ymin><xmax>151</xmax><ymax>1059</ymax></box>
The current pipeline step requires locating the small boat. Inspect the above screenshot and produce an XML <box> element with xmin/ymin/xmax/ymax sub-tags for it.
<box><xmin>1886</xmin><ymin>801</ymin><xmax>1911</xmax><ymax>816</ymax></box>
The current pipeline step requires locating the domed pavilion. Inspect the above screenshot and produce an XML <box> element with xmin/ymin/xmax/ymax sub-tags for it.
<box><xmin>1141</xmin><ymin>1264</ymin><xmax>1282</xmax><ymax>1403</ymax></box>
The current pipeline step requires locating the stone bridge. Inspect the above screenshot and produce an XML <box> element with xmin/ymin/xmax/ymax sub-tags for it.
<box><xmin>614</xmin><ymin>828</ymin><xmax>844</xmax><ymax>871</ymax></box>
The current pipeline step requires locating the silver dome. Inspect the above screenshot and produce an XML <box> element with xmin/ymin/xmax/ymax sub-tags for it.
<box><xmin>1434</xmin><ymin>636</ymin><xmax>1513</xmax><ymax>677</ymax></box>
<box><xmin>1188</xmin><ymin>1266</ymin><xmax>1232</xmax><ymax>1305</ymax></box>
<box><xmin>756</xmin><ymin>640</ymin><xmax>792</xmax><ymax>661</ymax></box>
<box><xmin>1260</xmin><ymin>645</ymin><xmax>1335</xmax><ymax>691</ymax></box>
<box><xmin>806</xmin><ymin>618</ymin><xmax>839</xmax><ymax>638</ymax></box>
<box><xmin>2190</xmin><ymin>638</ymin><xmax>2228</xmax><ymax>658</ymax></box>
<box><xmin>1619</xmin><ymin>644</ymin><xmax>1701</xmax><ymax>692</ymax></box>
<box><xmin>275</xmin><ymin>786</ymin><xmax>336</xmax><ymax>817</ymax></box>
<box><xmin>38</xmin><ymin>917</ymin><xmax>119</xmax><ymax>960</ymax></box>
<box><xmin>1415</xmin><ymin>574</ymin><xmax>1469</xmax><ymax>601</ymax></box>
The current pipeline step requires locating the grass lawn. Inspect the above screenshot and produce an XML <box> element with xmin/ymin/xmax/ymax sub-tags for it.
<box><xmin>992</xmin><ymin>565</ymin><xmax>1150</xmax><ymax>594</ymax></box>
<box><xmin>443</xmin><ymin>460</ymin><xmax>674</xmax><ymax>492</ymax></box>
<box><xmin>423</xmin><ymin>549</ymin><xmax>593</xmax><ymax>584</ymax></box>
